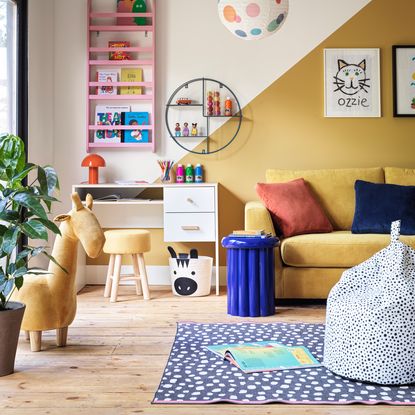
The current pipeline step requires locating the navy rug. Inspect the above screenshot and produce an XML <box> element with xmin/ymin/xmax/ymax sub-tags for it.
<box><xmin>153</xmin><ymin>322</ymin><xmax>415</xmax><ymax>405</ymax></box>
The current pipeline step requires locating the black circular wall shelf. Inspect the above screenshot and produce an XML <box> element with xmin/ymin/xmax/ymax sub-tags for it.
<box><xmin>165</xmin><ymin>77</ymin><xmax>242</xmax><ymax>155</ymax></box>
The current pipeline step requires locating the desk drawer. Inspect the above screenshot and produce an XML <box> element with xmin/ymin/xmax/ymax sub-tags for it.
<box><xmin>164</xmin><ymin>213</ymin><xmax>215</xmax><ymax>242</ymax></box>
<box><xmin>164</xmin><ymin>187</ymin><xmax>215</xmax><ymax>213</ymax></box>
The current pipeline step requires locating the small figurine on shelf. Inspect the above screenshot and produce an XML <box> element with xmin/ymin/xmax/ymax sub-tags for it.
<box><xmin>213</xmin><ymin>91</ymin><xmax>221</xmax><ymax>116</ymax></box>
<box><xmin>206</xmin><ymin>91</ymin><xmax>214</xmax><ymax>116</ymax></box>
<box><xmin>191</xmin><ymin>123</ymin><xmax>198</xmax><ymax>136</ymax></box>
<box><xmin>176</xmin><ymin>97</ymin><xmax>193</xmax><ymax>105</ymax></box>
<box><xmin>182</xmin><ymin>122</ymin><xmax>190</xmax><ymax>136</ymax></box>
<box><xmin>175</xmin><ymin>123</ymin><xmax>181</xmax><ymax>137</ymax></box>
<box><xmin>225</xmin><ymin>96</ymin><xmax>233</xmax><ymax>116</ymax></box>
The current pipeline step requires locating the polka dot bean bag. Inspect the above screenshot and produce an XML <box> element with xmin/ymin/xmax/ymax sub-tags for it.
<box><xmin>324</xmin><ymin>220</ymin><xmax>415</xmax><ymax>385</ymax></box>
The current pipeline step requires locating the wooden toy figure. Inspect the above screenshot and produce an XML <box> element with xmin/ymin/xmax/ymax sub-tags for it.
<box><xmin>175</xmin><ymin>123</ymin><xmax>181</xmax><ymax>137</ymax></box>
<box><xmin>191</xmin><ymin>123</ymin><xmax>198</xmax><ymax>136</ymax></box>
<box><xmin>183</xmin><ymin>122</ymin><xmax>190</xmax><ymax>136</ymax></box>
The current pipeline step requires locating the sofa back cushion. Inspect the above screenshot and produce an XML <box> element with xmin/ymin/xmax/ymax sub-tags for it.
<box><xmin>385</xmin><ymin>167</ymin><xmax>415</xmax><ymax>185</ymax></box>
<box><xmin>265</xmin><ymin>168</ymin><xmax>385</xmax><ymax>230</ymax></box>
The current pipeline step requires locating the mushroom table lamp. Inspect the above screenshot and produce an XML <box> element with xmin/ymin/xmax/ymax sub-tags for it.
<box><xmin>81</xmin><ymin>154</ymin><xmax>106</xmax><ymax>184</ymax></box>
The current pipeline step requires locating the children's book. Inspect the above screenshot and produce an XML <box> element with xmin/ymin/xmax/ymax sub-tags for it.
<box><xmin>94</xmin><ymin>105</ymin><xmax>130</xmax><ymax>143</ymax></box>
<box><xmin>96</xmin><ymin>71</ymin><xmax>118</xmax><ymax>95</ymax></box>
<box><xmin>122</xmin><ymin>112</ymin><xmax>149</xmax><ymax>143</ymax></box>
<box><xmin>108</xmin><ymin>41</ymin><xmax>131</xmax><ymax>60</ymax></box>
<box><xmin>120</xmin><ymin>68</ymin><xmax>143</xmax><ymax>95</ymax></box>
<box><xmin>206</xmin><ymin>341</ymin><xmax>321</xmax><ymax>374</ymax></box>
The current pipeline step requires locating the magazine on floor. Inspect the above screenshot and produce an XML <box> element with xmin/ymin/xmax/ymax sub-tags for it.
<box><xmin>206</xmin><ymin>341</ymin><xmax>321</xmax><ymax>373</ymax></box>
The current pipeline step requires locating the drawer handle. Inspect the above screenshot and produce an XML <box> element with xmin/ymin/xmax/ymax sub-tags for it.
<box><xmin>181</xmin><ymin>225</ymin><xmax>200</xmax><ymax>231</ymax></box>
<box><xmin>186</xmin><ymin>197</ymin><xmax>194</xmax><ymax>204</ymax></box>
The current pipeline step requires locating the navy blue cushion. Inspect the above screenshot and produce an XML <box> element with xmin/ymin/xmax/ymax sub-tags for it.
<box><xmin>352</xmin><ymin>180</ymin><xmax>415</xmax><ymax>234</ymax></box>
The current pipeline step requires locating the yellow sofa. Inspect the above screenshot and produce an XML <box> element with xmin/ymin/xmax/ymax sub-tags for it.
<box><xmin>245</xmin><ymin>167</ymin><xmax>415</xmax><ymax>299</ymax></box>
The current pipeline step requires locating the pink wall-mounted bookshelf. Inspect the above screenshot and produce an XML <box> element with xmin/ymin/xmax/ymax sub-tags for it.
<box><xmin>87</xmin><ymin>0</ymin><xmax>156</xmax><ymax>152</ymax></box>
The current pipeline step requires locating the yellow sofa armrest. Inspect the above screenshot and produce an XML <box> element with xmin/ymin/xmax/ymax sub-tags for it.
<box><xmin>244</xmin><ymin>201</ymin><xmax>276</xmax><ymax>236</ymax></box>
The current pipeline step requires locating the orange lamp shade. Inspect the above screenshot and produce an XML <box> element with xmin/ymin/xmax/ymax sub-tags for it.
<box><xmin>81</xmin><ymin>154</ymin><xmax>106</xmax><ymax>184</ymax></box>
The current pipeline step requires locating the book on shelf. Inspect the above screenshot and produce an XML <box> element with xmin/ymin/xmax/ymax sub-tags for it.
<box><xmin>94</xmin><ymin>105</ymin><xmax>130</xmax><ymax>143</ymax></box>
<box><xmin>120</xmin><ymin>68</ymin><xmax>143</xmax><ymax>95</ymax></box>
<box><xmin>122</xmin><ymin>111</ymin><xmax>149</xmax><ymax>143</ymax></box>
<box><xmin>117</xmin><ymin>0</ymin><xmax>147</xmax><ymax>26</ymax></box>
<box><xmin>206</xmin><ymin>341</ymin><xmax>321</xmax><ymax>374</ymax></box>
<box><xmin>108</xmin><ymin>41</ymin><xmax>131</xmax><ymax>61</ymax></box>
<box><xmin>96</xmin><ymin>70</ymin><xmax>118</xmax><ymax>95</ymax></box>
<box><xmin>230</xmin><ymin>229</ymin><xmax>272</xmax><ymax>238</ymax></box>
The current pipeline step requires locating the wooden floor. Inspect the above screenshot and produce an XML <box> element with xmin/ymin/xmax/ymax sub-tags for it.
<box><xmin>2</xmin><ymin>286</ymin><xmax>411</xmax><ymax>414</ymax></box>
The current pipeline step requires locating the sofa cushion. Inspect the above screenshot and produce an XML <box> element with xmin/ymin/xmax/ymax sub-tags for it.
<box><xmin>280</xmin><ymin>231</ymin><xmax>415</xmax><ymax>268</ymax></box>
<box><xmin>352</xmin><ymin>180</ymin><xmax>415</xmax><ymax>235</ymax></box>
<box><xmin>256</xmin><ymin>179</ymin><xmax>333</xmax><ymax>237</ymax></box>
<box><xmin>265</xmin><ymin>168</ymin><xmax>384</xmax><ymax>230</ymax></box>
<box><xmin>385</xmin><ymin>167</ymin><xmax>415</xmax><ymax>185</ymax></box>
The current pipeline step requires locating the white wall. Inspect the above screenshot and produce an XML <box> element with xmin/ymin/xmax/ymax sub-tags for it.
<box><xmin>28</xmin><ymin>0</ymin><xmax>371</xmax><ymax>214</ymax></box>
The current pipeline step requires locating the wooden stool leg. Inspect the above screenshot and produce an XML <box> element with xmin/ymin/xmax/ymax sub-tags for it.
<box><xmin>136</xmin><ymin>253</ymin><xmax>150</xmax><ymax>300</ymax></box>
<box><xmin>29</xmin><ymin>331</ymin><xmax>42</xmax><ymax>352</ymax></box>
<box><xmin>131</xmin><ymin>254</ymin><xmax>142</xmax><ymax>296</ymax></box>
<box><xmin>104</xmin><ymin>254</ymin><xmax>115</xmax><ymax>298</ymax></box>
<box><xmin>56</xmin><ymin>327</ymin><xmax>68</xmax><ymax>347</ymax></box>
<box><xmin>110</xmin><ymin>254</ymin><xmax>122</xmax><ymax>303</ymax></box>
<box><xmin>25</xmin><ymin>331</ymin><xmax>30</xmax><ymax>341</ymax></box>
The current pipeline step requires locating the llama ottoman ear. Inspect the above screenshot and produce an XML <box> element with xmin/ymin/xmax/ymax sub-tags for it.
<box><xmin>190</xmin><ymin>249</ymin><xmax>198</xmax><ymax>259</ymax></box>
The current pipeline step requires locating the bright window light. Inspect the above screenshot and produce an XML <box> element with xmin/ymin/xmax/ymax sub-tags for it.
<box><xmin>0</xmin><ymin>0</ymin><xmax>17</xmax><ymax>135</ymax></box>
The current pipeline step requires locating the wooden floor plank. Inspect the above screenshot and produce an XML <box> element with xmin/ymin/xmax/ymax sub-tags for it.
<box><xmin>0</xmin><ymin>286</ymin><xmax>401</xmax><ymax>414</ymax></box>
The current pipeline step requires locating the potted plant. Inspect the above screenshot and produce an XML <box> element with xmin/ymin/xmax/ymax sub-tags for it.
<box><xmin>0</xmin><ymin>133</ymin><xmax>61</xmax><ymax>376</ymax></box>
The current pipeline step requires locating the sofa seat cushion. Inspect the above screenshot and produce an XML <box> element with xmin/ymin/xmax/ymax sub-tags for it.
<box><xmin>280</xmin><ymin>231</ymin><xmax>415</xmax><ymax>268</ymax></box>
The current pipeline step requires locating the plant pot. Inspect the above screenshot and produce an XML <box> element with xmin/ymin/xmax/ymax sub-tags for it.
<box><xmin>0</xmin><ymin>301</ymin><xmax>25</xmax><ymax>376</ymax></box>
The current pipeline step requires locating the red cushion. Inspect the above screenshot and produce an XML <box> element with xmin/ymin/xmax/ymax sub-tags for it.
<box><xmin>256</xmin><ymin>179</ymin><xmax>333</xmax><ymax>237</ymax></box>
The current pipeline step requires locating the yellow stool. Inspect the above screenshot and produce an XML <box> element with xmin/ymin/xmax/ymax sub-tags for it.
<box><xmin>103</xmin><ymin>230</ymin><xmax>151</xmax><ymax>302</ymax></box>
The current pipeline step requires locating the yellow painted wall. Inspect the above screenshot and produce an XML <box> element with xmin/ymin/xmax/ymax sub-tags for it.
<box><xmin>90</xmin><ymin>0</ymin><xmax>415</xmax><ymax>267</ymax></box>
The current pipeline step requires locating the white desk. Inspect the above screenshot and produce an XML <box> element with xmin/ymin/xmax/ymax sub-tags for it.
<box><xmin>72</xmin><ymin>183</ymin><xmax>220</xmax><ymax>295</ymax></box>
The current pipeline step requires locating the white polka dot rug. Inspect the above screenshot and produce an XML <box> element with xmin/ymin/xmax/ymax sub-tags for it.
<box><xmin>153</xmin><ymin>322</ymin><xmax>415</xmax><ymax>405</ymax></box>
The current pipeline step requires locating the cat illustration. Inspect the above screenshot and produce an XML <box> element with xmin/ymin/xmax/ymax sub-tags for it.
<box><xmin>333</xmin><ymin>59</ymin><xmax>370</xmax><ymax>95</ymax></box>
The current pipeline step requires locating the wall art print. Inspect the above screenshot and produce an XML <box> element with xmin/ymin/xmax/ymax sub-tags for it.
<box><xmin>324</xmin><ymin>48</ymin><xmax>381</xmax><ymax>118</ymax></box>
<box><xmin>393</xmin><ymin>45</ymin><xmax>415</xmax><ymax>117</ymax></box>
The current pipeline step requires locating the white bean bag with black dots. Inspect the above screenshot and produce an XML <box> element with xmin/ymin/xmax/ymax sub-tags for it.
<box><xmin>324</xmin><ymin>220</ymin><xmax>415</xmax><ymax>385</ymax></box>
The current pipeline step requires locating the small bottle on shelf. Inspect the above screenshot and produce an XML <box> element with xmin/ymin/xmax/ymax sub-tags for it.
<box><xmin>225</xmin><ymin>97</ymin><xmax>233</xmax><ymax>116</ymax></box>
<box><xmin>176</xmin><ymin>164</ymin><xmax>185</xmax><ymax>183</ymax></box>
<box><xmin>185</xmin><ymin>164</ymin><xmax>194</xmax><ymax>183</ymax></box>
<box><xmin>213</xmin><ymin>91</ymin><xmax>221</xmax><ymax>116</ymax></box>
<box><xmin>206</xmin><ymin>91</ymin><xmax>214</xmax><ymax>116</ymax></box>
<box><xmin>195</xmin><ymin>164</ymin><xmax>204</xmax><ymax>183</ymax></box>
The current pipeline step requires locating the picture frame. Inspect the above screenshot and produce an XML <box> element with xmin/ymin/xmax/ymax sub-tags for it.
<box><xmin>324</xmin><ymin>48</ymin><xmax>381</xmax><ymax>118</ymax></box>
<box><xmin>392</xmin><ymin>45</ymin><xmax>415</xmax><ymax>117</ymax></box>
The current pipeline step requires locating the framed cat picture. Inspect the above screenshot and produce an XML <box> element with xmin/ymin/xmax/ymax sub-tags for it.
<box><xmin>324</xmin><ymin>48</ymin><xmax>381</xmax><ymax>118</ymax></box>
<box><xmin>392</xmin><ymin>45</ymin><xmax>415</xmax><ymax>117</ymax></box>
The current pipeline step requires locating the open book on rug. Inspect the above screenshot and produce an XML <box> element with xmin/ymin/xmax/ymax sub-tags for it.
<box><xmin>206</xmin><ymin>341</ymin><xmax>321</xmax><ymax>374</ymax></box>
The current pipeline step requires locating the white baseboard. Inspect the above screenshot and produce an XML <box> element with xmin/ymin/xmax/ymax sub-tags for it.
<box><xmin>84</xmin><ymin>265</ymin><xmax>227</xmax><ymax>286</ymax></box>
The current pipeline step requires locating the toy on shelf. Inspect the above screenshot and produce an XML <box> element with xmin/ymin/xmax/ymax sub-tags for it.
<box><xmin>206</xmin><ymin>91</ymin><xmax>213</xmax><ymax>116</ymax></box>
<box><xmin>182</xmin><ymin>122</ymin><xmax>190</xmax><ymax>136</ymax></box>
<box><xmin>191</xmin><ymin>123</ymin><xmax>198</xmax><ymax>136</ymax></box>
<box><xmin>176</xmin><ymin>97</ymin><xmax>193</xmax><ymax>105</ymax></box>
<box><xmin>213</xmin><ymin>91</ymin><xmax>221</xmax><ymax>116</ymax></box>
<box><xmin>225</xmin><ymin>96</ymin><xmax>233</xmax><ymax>116</ymax></box>
<box><xmin>175</xmin><ymin>123</ymin><xmax>181</xmax><ymax>137</ymax></box>
<box><xmin>158</xmin><ymin>159</ymin><xmax>175</xmax><ymax>183</ymax></box>
<box><xmin>117</xmin><ymin>0</ymin><xmax>147</xmax><ymax>26</ymax></box>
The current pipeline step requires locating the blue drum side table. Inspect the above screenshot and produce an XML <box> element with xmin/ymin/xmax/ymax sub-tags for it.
<box><xmin>222</xmin><ymin>236</ymin><xmax>279</xmax><ymax>317</ymax></box>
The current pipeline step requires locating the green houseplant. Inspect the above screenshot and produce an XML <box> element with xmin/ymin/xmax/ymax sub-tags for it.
<box><xmin>0</xmin><ymin>133</ymin><xmax>61</xmax><ymax>376</ymax></box>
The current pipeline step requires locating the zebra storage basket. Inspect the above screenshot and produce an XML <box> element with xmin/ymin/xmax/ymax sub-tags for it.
<box><xmin>167</xmin><ymin>247</ymin><xmax>212</xmax><ymax>297</ymax></box>
<box><xmin>324</xmin><ymin>220</ymin><xmax>415</xmax><ymax>385</ymax></box>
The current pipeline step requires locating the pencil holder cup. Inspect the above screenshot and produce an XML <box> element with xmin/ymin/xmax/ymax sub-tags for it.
<box><xmin>161</xmin><ymin>170</ymin><xmax>175</xmax><ymax>184</ymax></box>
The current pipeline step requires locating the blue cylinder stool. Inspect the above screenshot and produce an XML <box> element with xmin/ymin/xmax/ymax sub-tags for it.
<box><xmin>222</xmin><ymin>236</ymin><xmax>279</xmax><ymax>317</ymax></box>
